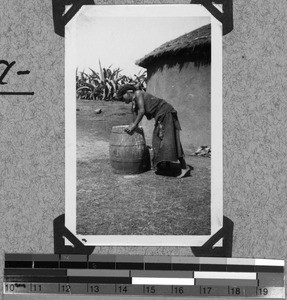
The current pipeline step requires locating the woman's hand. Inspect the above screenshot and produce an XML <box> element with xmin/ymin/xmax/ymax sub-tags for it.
<box><xmin>124</xmin><ymin>123</ymin><xmax>136</xmax><ymax>134</ymax></box>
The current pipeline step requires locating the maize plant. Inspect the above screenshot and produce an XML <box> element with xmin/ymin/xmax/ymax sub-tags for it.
<box><xmin>76</xmin><ymin>63</ymin><xmax>147</xmax><ymax>101</ymax></box>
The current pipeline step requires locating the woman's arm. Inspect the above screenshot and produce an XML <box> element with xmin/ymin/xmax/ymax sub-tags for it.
<box><xmin>132</xmin><ymin>109</ymin><xmax>137</xmax><ymax>122</ymax></box>
<box><xmin>125</xmin><ymin>91</ymin><xmax>145</xmax><ymax>133</ymax></box>
<box><xmin>133</xmin><ymin>91</ymin><xmax>145</xmax><ymax>126</ymax></box>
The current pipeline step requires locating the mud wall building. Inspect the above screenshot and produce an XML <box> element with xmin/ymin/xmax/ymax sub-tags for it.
<box><xmin>136</xmin><ymin>24</ymin><xmax>211</xmax><ymax>153</ymax></box>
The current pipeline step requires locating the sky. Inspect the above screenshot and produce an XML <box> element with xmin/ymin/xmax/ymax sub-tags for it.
<box><xmin>75</xmin><ymin>10</ymin><xmax>210</xmax><ymax>77</ymax></box>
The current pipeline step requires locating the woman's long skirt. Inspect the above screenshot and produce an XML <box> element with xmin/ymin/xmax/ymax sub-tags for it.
<box><xmin>152</xmin><ymin>110</ymin><xmax>184</xmax><ymax>167</ymax></box>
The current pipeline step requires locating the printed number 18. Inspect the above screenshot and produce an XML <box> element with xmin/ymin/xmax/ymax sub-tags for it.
<box><xmin>230</xmin><ymin>287</ymin><xmax>241</xmax><ymax>295</ymax></box>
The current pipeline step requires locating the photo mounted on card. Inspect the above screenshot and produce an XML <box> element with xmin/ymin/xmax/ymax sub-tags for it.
<box><xmin>65</xmin><ymin>4</ymin><xmax>223</xmax><ymax>246</ymax></box>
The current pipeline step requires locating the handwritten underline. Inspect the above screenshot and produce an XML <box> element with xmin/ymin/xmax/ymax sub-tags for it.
<box><xmin>0</xmin><ymin>92</ymin><xmax>34</xmax><ymax>95</ymax></box>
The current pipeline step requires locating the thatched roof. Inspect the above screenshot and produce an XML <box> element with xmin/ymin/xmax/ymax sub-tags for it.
<box><xmin>136</xmin><ymin>24</ymin><xmax>211</xmax><ymax>68</ymax></box>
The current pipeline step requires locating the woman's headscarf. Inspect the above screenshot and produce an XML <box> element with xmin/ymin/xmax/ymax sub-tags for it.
<box><xmin>116</xmin><ymin>84</ymin><xmax>136</xmax><ymax>100</ymax></box>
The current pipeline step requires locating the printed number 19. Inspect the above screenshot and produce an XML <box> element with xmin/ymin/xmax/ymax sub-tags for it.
<box><xmin>257</xmin><ymin>288</ymin><xmax>268</xmax><ymax>295</ymax></box>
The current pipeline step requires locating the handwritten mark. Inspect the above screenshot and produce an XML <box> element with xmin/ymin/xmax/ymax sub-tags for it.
<box><xmin>0</xmin><ymin>60</ymin><xmax>16</xmax><ymax>85</ymax></box>
<box><xmin>15</xmin><ymin>284</ymin><xmax>26</xmax><ymax>288</ymax></box>
<box><xmin>0</xmin><ymin>60</ymin><xmax>34</xmax><ymax>95</ymax></box>
<box><xmin>17</xmin><ymin>70</ymin><xmax>30</xmax><ymax>75</ymax></box>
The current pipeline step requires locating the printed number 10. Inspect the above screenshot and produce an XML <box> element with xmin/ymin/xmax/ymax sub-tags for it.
<box><xmin>5</xmin><ymin>284</ymin><xmax>15</xmax><ymax>292</ymax></box>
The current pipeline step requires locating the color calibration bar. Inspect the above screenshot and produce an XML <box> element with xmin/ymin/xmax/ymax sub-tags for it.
<box><xmin>3</xmin><ymin>254</ymin><xmax>285</xmax><ymax>298</ymax></box>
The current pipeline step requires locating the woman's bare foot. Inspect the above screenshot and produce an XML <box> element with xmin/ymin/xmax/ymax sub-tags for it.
<box><xmin>177</xmin><ymin>166</ymin><xmax>191</xmax><ymax>179</ymax></box>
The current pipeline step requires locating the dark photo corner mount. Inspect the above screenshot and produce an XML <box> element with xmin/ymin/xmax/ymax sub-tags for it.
<box><xmin>52</xmin><ymin>0</ymin><xmax>233</xmax><ymax>37</ymax></box>
<box><xmin>54</xmin><ymin>214</ymin><xmax>95</xmax><ymax>255</ymax></box>
<box><xmin>53</xmin><ymin>0</ymin><xmax>234</xmax><ymax>255</ymax></box>
<box><xmin>191</xmin><ymin>216</ymin><xmax>234</xmax><ymax>258</ymax></box>
<box><xmin>52</xmin><ymin>0</ymin><xmax>95</xmax><ymax>37</ymax></box>
<box><xmin>54</xmin><ymin>214</ymin><xmax>233</xmax><ymax>257</ymax></box>
<box><xmin>190</xmin><ymin>0</ymin><xmax>233</xmax><ymax>35</ymax></box>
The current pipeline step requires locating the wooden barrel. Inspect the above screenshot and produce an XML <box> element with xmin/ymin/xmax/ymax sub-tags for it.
<box><xmin>109</xmin><ymin>125</ymin><xmax>150</xmax><ymax>174</ymax></box>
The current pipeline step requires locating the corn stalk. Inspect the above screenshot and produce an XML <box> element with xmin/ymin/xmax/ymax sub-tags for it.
<box><xmin>76</xmin><ymin>65</ymin><xmax>147</xmax><ymax>101</ymax></box>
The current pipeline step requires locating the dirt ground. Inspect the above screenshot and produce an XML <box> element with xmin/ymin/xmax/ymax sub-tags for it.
<box><xmin>76</xmin><ymin>100</ymin><xmax>211</xmax><ymax>235</ymax></box>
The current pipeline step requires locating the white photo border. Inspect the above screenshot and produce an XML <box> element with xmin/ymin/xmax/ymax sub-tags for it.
<box><xmin>65</xmin><ymin>4</ymin><xmax>223</xmax><ymax>246</ymax></box>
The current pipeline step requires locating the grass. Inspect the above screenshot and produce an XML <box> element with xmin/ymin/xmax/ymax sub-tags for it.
<box><xmin>76</xmin><ymin>100</ymin><xmax>211</xmax><ymax>235</ymax></box>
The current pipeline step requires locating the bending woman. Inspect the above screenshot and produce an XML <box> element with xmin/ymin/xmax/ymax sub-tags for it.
<box><xmin>116</xmin><ymin>84</ymin><xmax>191</xmax><ymax>179</ymax></box>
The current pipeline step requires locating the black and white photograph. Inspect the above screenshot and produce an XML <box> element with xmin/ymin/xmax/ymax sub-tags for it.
<box><xmin>65</xmin><ymin>5</ymin><xmax>223</xmax><ymax>246</ymax></box>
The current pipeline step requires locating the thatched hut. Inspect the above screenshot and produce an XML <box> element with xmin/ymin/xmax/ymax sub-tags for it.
<box><xmin>136</xmin><ymin>24</ymin><xmax>211</xmax><ymax>153</ymax></box>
